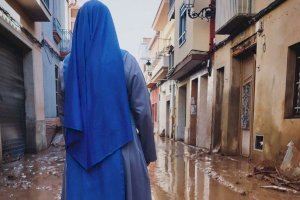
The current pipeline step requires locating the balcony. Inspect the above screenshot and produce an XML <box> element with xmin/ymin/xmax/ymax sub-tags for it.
<box><xmin>151</xmin><ymin>56</ymin><xmax>169</xmax><ymax>83</ymax></box>
<box><xmin>53</xmin><ymin>18</ymin><xmax>62</xmax><ymax>44</ymax></box>
<box><xmin>216</xmin><ymin>0</ymin><xmax>256</xmax><ymax>35</ymax></box>
<box><xmin>6</xmin><ymin>0</ymin><xmax>51</xmax><ymax>21</ymax></box>
<box><xmin>59</xmin><ymin>29</ymin><xmax>72</xmax><ymax>58</ymax></box>
<box><xmin>169</xmin><ymin>50</ymin><xmax>208</xmax><ymax>80</ymax></box>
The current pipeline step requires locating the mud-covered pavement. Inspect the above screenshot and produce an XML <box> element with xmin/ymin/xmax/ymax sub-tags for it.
<box><xmin>0</xmin><ymin>136</ymin><xmax>300</xmax><ymax>200</ymax></box>
<box><xmin>0</xmin><ymin>145</ymin><xmax>65</xmax><ymax>200</ymax></box>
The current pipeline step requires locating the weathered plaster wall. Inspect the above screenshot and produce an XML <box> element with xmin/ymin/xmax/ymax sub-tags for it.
<box><xmin>253</xmin><ymin>0</ymin><xmax>300</xmax><ymax>161</ymax></box>
<box><xmin>213</xmin><ymin>43</ymin><xmax>236</xmax><ymax>154</ymax></box>
<box><xmin>213</xmin><ymin>0</ymin><xmax>300</xmax><ymax>162</ymax></box>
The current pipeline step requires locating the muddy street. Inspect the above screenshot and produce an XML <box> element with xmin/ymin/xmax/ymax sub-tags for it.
<box><xmin>150</xmin><ymin>136</ymin><xmax>300</xmax><ymax>200</ymax></box>
<box><xmin>0</xmin><ymin>136</ymin><xmax>300</xmax><ymax>200</ymax></box>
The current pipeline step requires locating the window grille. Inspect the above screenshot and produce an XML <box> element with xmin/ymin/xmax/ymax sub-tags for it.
<box><xmin>294</xmin><ymin>53</ymin><xmax>300</xmax><ymax>115</ymax></box>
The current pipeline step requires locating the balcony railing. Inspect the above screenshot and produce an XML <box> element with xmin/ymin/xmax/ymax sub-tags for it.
<box><xmin>216</xmin><ymin>0</ymin><xmax>255</xmax><ymax>34</ymax></box>
<box><xmin>151</xmin><ymin>56</ymin><xmax>169</xmax><ymax>83</ymax></box>
<box><xmin>60</xmin><ymin>29</ymin><xmax>73</xmax><ymax>58</ymax></box>
<box><xmin>53</xmin><ymin>18</ymin><xmax>63</xmax><ymax>44</ymax></box>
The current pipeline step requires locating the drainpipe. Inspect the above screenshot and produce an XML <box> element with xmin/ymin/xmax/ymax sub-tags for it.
<box><xmin>207</xmin><ymin>0</ymin><xmax>216</xmax><ymax>76</ymax></box>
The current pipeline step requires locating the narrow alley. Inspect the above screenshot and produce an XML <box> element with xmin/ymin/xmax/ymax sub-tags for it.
<box><xmin>0</xmin><ymin>136</ymin><xmax>299</xmax><ymax>200</ymax></box>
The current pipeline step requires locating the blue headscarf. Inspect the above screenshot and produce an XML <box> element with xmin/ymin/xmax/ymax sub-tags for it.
<box><xmin>64</xmin><ymin>0</ymin><xmax>133</xmax><ymax>170</ymax></box>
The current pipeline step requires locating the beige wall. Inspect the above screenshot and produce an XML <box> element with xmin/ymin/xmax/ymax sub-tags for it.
<box><xmin>174</xmin><ymin>0</ymin><xmax>210</xmax><ymax>66</ymax></box>
<box><xmin>213</xmin><ymin>0</ymin><xmax>300</xmax><ymax>162</ymax></box>
<box><xmin>253</xmin><ymin>0</ymin><xmax>275</xmax><ymax>13</ymax></box>
<box><xmin>253</xmin><ymin>0</ymin><xmax>300</xmax><ymax>161</ymax></box>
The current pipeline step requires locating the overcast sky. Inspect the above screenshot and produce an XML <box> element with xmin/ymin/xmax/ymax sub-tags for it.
<box><xmin>78</xmin><ymin>0</ymin><xmax>161</xmax><ymax>58</ymax></box>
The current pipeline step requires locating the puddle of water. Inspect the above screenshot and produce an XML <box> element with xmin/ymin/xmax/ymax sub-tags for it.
<box><xmin>150</xmin><ymin>136</ymin><xmax>300</xmax><ymax>200</ymax></box>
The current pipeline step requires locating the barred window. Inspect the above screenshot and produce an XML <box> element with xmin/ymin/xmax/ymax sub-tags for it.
<box><xmin>285</xmin><ymin>43</ymin><xmax>300</xmax><ymax>118</ymax></box>
<box><xmin>294</xmin><ymin>50</ymin><xmax>300</xmax><ymax>116</ymax></box>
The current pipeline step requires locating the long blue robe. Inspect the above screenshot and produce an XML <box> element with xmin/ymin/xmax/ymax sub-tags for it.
<box><xmin>63</xmin><ymin>1</ymin><xmax>135</xmax><ymax>199</ymax></box>
<box><xmin>62</xmin><ymin>51</ymin><xmax>157</xmax><ymax>200</ymax></box>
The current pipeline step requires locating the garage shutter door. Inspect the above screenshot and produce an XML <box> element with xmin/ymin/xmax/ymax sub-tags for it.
<box><xmin>0</xmin><ymin>40</ymin><xmax>26</xmax><ymax>162</ymax></box>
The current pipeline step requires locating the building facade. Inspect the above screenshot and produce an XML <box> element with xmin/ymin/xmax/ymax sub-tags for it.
<box><xmin>146</xmin><ymin>0</ymin><xmax>300</xmax><ymax>165</ymax></box>
<box><xmin>168</xmin><ymin>0</ymin><xmax>212</xmax><ymax>149</ymax></box>
<box><xmin>142</xmin><ymin>0</ymin><xmax>177</xmax><ymax>138</ymax></box>
<box><xmin>41</xmin><ymin>0</ymin><xmax>71</xmax><ymax>145</ymax></box>
<box><xmin>0</xmin><ymin>0</ymin><xmax>51</xmax><ymax>163</ymax></box>
<box><xmin>212</xmin><ymin>0</ymin><xmax>300</xmax><ymax>162</ymax></box>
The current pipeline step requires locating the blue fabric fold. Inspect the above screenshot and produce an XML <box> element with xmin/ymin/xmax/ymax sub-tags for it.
<box><xmin>64</xmin><ymin>0</ymin><xmax>133</xmax><ymax>170</ymax></box>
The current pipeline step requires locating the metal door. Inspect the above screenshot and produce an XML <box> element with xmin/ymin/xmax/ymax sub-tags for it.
<box><xmin>0</xmin><ymin>40</ymin><xmax>26</xmax><ymax>162</ymax></box>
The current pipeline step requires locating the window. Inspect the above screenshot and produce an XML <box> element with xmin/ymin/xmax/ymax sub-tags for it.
<box><xmin>179</xmin><ymin>5</ymin><xmax>187</xmax><ymax>46</ymax></box>
<box><xmin>168</xmin><ymin>0</ymin><xmax>175</xmax><ymax>20</ymax></box>
<box><xmin>285</xmin><ymin>43</ymin><xmax>300</xmax><ymax>118</ymax></box>
<box><xmin>294</xmin><ymin>49</ymin><xmax>300</xmax><ymax>116</ymax></box>
<box><xmin>169</xmin><ymin>50</ymin><xmax>175</xmax><ymax>69</ymax></box>
<box><xmin>43</xmin><ymin>0</ymin><xmax>50</xmax><ymax>9</ymax></box>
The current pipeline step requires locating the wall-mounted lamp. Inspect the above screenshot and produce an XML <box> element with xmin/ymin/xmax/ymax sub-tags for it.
<box><xmin>184</xmin><ymin>0</ymin><xmax>215</xmax><ymax>20</ymax></box>
<box><xmin>146</xmin><ymin>60</ymin><xmax>151</xmax><ymax>67</ymax></box>
<box><xmin>145</xmin><ymin>60</ymin><xmax>152</xmax><ymax>76</ymax></box>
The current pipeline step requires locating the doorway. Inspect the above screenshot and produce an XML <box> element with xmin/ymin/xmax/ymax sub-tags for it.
<box><xmin>0</xmin><ymin>38</ymin><xmax>26</xmax><ymax>162</ymax></box>
<box><xmin>189</xmin><ymin>78</ymin><xmax>198</xmax><ymax>146</ymax></box>
<box><xmin>197</xmin><ymin>75</ymin><xmax>209</xmax><ymax>148</ymax></box>
<box><xmin>239</xmin><ymin>53</ymin><xmax>255</xmax><ymax>157</ymax></box>
<box><xmin>213</xmin><ymin>68</ymin><xmax>224</xmax><ymax>150</ymax></box>
<box><xmin>177</xmin><ymin>85</ymin><xmax>187</xmax><ymax>141</ymax></box>
<box><xmin>166</xmin><ymin>100</ymin><xmax>171</xmax><ymax>138</ymax></box>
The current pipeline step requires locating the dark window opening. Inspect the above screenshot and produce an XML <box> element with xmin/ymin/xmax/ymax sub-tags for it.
<box><xmin>255</xmin><ymin>135</ymin><xmax>264</xmax><ymax>150</ymax></box>
<box><xmin>179</xmin><ymin>5</ymin><xmax>187</xmax><ymax>46</ymax></box>
<box><xmin>168</xmin><ymin>0</ymin><xmax>175</xmax><ymax>20</ymax></box>
<box><xmin>284</xmin><ymin>43</ymin><xmax>300</xmax><ymax>118</ymax></box>
<box><xmin>169</xmin><ymin>50</ymin><xmax>175</xmax><ymax>69</ymax></box>
<box><xmin>294</xmin><ymin>50</ymin><xmax>300</xmax><ymax>116</ymax></box>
